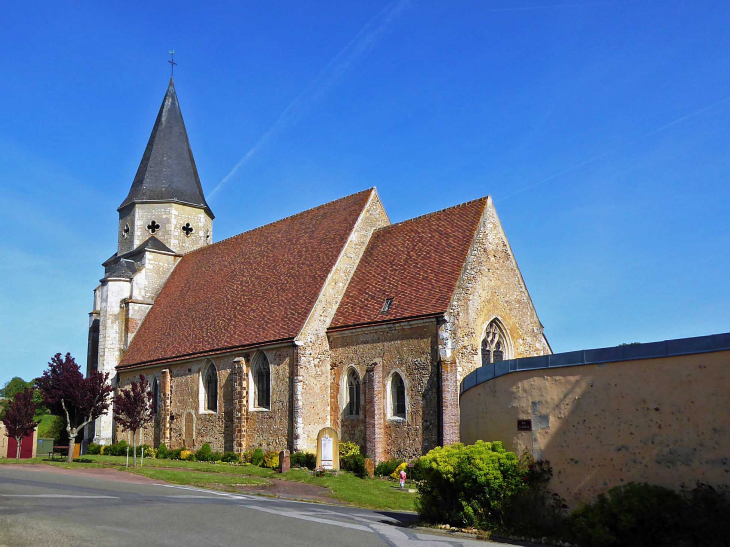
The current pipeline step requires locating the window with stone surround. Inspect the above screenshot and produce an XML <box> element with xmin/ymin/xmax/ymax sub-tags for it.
<box><xmin>345</xmin><ymin>369</ymin><xmax>361</xmax><ymax>416</ymax></box>
<box><xmin>387</xmin><ymin>371</ymin><xmax>406</xmax><ymax>420</ymax></box>
<box><xmin>147</xmin><ymin>220</ymin><xmax>161</xmax><ymax>234</ymax></box>
<box><xmin>252</xmin><ymin>352</ymin><xmax>270</xmax><ymax>410</ymax></box>
<box><xmin>481</xmin><ymin>319</ymin><xmax>511</xmax><ymax>366</ymax></box>
<box><xmin>200</xmin><ymin>361</ymin><xmax>218</xmax><ymax>413</ymax></box>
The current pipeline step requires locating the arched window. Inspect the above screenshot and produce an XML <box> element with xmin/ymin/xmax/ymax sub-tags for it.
<box><xmin>345</xmin><ymin>369</ymin><xmax>361</xmax><ymax>416</ymax></box>
<box><xmin>389</xmin><ymin>372</ymin><xmax>406</xmax><ymax>419</ymax></box>
<box><xmin>481</xmin><ymin>319</ymin><xmax>511</xmax><ymax>366</ymax></box>
<box><xmin>152</xmin><ymin>377</ymin><xmax>159</xmax><ymax>416</ymax></box>
<box><xmin>203</xmin><ymin>363</ymin><xmax>218</xmax><ymax>412</ymax></box>
<box><xmin>252</xmin><ymin>352</ymin><xmax>271</xmax><ymax>409</ymax></box>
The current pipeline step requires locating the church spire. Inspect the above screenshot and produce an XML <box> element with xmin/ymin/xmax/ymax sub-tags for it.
<box><xmin>119</xmin><ymin>78</ymin><xmax>214</xmax><ymax>218</ymax></box>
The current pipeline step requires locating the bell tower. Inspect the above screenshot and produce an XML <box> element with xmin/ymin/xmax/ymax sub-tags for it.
<box><xmin>86</xmin><ymin>78</ymin><xmax>213</xmax><ymax>446</ymax></box>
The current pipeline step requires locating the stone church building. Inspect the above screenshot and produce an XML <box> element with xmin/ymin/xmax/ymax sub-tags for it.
<box><xmin>86</xmin><ymin>79</ymin><xmax>551</xmax><ymax>461</ymax></box>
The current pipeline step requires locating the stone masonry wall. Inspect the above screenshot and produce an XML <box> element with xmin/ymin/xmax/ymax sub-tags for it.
<box><xmin>117</xmin><ymin>345</ymin><xmax>293</xmax><ymax>453</ymax></box>
<box><xmin>294</xmin><ymin>190</ymin><xmax>390</xmax><ymax>452</ymax></box>
<box><xmin>445</xmin><ymin>198</ymin><xmax>551</xmax><ymax>383</ymax></box>
<box><xmin>119</xmin><ymin>203</ymin><xmax>212</xmax><ymax>256</ymax></box>
<box><xmin>329</xmin><ymin>321</ymin><xmax>440</xmax><ymax>462</ymax></box>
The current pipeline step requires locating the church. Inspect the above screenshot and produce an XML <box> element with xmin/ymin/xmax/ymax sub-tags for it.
<box><xmin>86</xmin><ymin>78</ymin><xmax>551</xmax><ymax>461</ymax></box>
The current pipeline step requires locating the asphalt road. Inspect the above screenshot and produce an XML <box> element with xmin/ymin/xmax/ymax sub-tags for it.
<box><xmin>0</xmin><ymin>466</ymin><xmax>511</xmax><ymax>546</ymax></box>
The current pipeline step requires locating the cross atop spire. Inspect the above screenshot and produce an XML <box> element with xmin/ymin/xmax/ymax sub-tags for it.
<box><xmin>168</xmin><ymin>50</ymin><xmax>177</xmax><ymax>77</ymax></box>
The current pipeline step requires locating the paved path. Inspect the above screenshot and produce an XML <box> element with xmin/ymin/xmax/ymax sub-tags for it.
<box><xmin>0</xmin><ymin>466</ymin><xmax>510</xmax><ymax>546</ymax></box>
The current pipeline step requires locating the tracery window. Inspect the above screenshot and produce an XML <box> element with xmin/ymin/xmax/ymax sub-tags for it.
<box><xmin>481</xmin><ymin>319</ymin><xmax>511</xmax><ymax>366</ymax></box>
<box><xmin>182</xmin><ymin>222</ymin><xmax>194</xmax><ymax>236</ymax></box>
<box><xmin>345</xmin><ymin>369</ymin><xmax>361</xmax><ymax>416</ymax></box>
<box><xmin>203</xmin><ymin>363</ymin><xmax>218</xmax><ymax>412</ymax></box>
<box><xmin>253</xmin><ymin>352</ymin><xmax>271</xmax><ymax>409</ymax></box>
<box><xmin>389</xmin><ymin>372</ymin><xmax>406</xmax><ymax>419</ymax></box>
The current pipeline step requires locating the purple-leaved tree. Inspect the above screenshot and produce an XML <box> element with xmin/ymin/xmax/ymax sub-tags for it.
<box><xmin>36</xmin><ymin>353</ymin><xmax>113</xmax><ymax>463</ymax></box>
<box><xmin>1</xmin><ymin>387</ymin><xmax>40</xmax><ymax>459</ymax></box>
<box><xmin>113</xmin><ymin>375</ymin><xmax>154</xmax><ymax>467</ymax></box>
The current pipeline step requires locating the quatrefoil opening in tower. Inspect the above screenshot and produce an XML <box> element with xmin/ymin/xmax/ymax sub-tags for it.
<box><xmin>147</xmin><ymin>220</ymin><xmax>161</xmax><ymax>234</ymax></box>
<box><xmin>182</xmin><ymin>222</ymin><xmax>194</xmax><ymax>237</ymax></box>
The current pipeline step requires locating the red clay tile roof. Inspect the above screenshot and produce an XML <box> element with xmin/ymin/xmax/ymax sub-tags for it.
<box><xmin>118</xmin><ymin>189</ymin><xmax>374</xmax><ymax>368</ymax></box>
<box><xmin>329</xmin><ymin>197</ymin><xmax>488</xmax><ymax>331</ymax></box>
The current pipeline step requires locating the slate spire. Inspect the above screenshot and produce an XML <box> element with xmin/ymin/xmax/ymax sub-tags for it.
<box><xmin>119</xmin><ymin>78</ymin><xmax>213</xmax><ymax>217</ymax></box>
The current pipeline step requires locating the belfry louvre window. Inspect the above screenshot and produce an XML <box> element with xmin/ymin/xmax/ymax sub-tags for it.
<box><xmin>481</xmin><ymin>319</ymin><xmax>511</xmax><ymax>366</ymax></box>
<box><xmin>346</xmin><ymin>369</ymin><xmax>361</xmax><ymax>416</ymax></box>
<box><xmin>204</xmin><ymin>365</ymin><xmax>218</xmax><ymax>412</ymax></box>
<box><xmin>391</xmin><ymin>373</ymin><xmax>406</xmax><ymax>418</ymax></box>
<box><xmin>253</xmin><ymin>352</ymin><xmax>271</xmax><ymax>409</ymax></box>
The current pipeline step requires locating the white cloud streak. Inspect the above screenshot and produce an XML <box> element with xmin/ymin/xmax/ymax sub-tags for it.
<box><xmin>210</xmin><ymin>0</ymin><xmax>411</xmax><ymax>200</ymax></box>
<box><xmin>496</xmin><ymin>94</ymin><xmax>730</xmax><ymax>203</ymax></box>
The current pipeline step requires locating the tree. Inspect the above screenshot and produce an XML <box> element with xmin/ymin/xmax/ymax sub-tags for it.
<box><xmin>1</xmin><ymin>387</ymin><xmax>40</xmax><ymax>459</ymax></box>
<box><xmin>113</xmin><ymin>375</ymin><xmax>154</xmax><ymax>467</ymax></box>
<box><xmin>36</xmin><ymin>353</ymin><xmax>113</xmax><ymax>463</ymax></box>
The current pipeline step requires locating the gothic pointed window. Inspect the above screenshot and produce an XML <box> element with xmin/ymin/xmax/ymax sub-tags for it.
<box><xmin>203</xmin><ymin>363</ymin><xmax>218</xmax><ymax>412</ymax></box>
<box><xmin>345</xmin><ymin>369</ymin><xmax>361</xmax><ymax>416</ymax></box>
<box><xmin>481</xmin><ymin>319</ymin><xmax>511</xmax><ymax>366</ymax></box>
<box><xmin>252</xmin><ymin>352</ymin><xmax>270</xmax><ymax>410</ymax></box>
<box><xmin>389</xmin><ymin>372</ymin><xmax>406</xmax><ymax>419</ymax></box>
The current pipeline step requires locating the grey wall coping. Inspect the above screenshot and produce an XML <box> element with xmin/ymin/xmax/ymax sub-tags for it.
<box><xmin>460</xmin><ymin>332</ymin><xmax>730</xmax><ymax>395</ymax></box>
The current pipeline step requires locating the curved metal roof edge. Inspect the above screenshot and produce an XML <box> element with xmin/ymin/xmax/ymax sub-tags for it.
<box><xmin>460</xmin><ymin>331</ymin><xmax>730</xmax><ymax>395</ymax></box>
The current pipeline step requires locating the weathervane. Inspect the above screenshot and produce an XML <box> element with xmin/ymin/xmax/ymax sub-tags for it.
<box><xmin>168</xmin><ymin>50</ymin><xmax>177</xmax><ymax>77</ymax></box>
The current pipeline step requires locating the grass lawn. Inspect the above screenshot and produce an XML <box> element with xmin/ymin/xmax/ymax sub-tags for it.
<box><xmin>0</xmin><ymin>454</ymin><xmax>417</xmax><ymax>512</ymax></box>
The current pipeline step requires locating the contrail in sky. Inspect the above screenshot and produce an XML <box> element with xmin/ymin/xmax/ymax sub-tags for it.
<box><xmin>491</xmin><ymin>2</ymin><xmax>615</xmax><ymax>11</ymax></box>
<box><xmin>496</xmin><ymin>94</ymin><xmax>730</xmax><ymax>203</ymax></box>
<box><xmin>210</xmin><ymin>0</ymin><xmax>411</xmax><ymax>200</ymax></box>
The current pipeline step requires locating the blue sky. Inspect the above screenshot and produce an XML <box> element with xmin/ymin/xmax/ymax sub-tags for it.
<box><xmin>1</xmin><ymin>0</ymin><xmax>729</xmax><ymax>386</ymax></box>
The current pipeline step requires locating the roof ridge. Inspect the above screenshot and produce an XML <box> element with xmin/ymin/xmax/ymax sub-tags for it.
<box><xmin>373</xmin><ymin>195</ymin><xmax>489</xmax><ymax>232</ymax></box>
<box><xmin>182</xmin><ymin>188</ymin><xmax>375</xmax><ymax>256</ymax></box>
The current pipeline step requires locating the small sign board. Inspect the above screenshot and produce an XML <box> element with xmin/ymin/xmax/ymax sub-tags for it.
<box><xmin>517</xmin><ymin>419</ymin><xmax>532</xmax><ymax>431</ymax></box>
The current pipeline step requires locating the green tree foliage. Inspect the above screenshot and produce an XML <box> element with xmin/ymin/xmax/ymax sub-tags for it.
<box><xmin>416</xmin><ymin>441</ymin><xmax>524</xmax><ymax>528</ymax></box>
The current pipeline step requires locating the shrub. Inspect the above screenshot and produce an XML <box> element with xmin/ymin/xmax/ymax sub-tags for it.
<box><xmin>104</xmin><ymin>440</ymin><xmax>128</xmax><ymax>456</ymax></box>
<box><xmin>390</xmin><ymin>462</ymin><xmax>408</xmax><ymax>480</ymax></box>
<box><xmin>568</xmin><ymin>482</ymin><xmax>730</xmax><ymax>547</ymax></box>
<box><xmin>168</xmin><ymin>448</ymin><xmax>184</xmax><ymax>460</ymax></box>
<box><xmin>221</xmin><ymin>451</ymin><xmax>239</xmax><ymax>463</ymax></box>
<box><xmin>157</xmin><ymin>444</ymin><xmax>169</xmax><ymax>459</ymax></box>
<box><xmin>339</xmin><ymin>441</ymin><xmax>361</xmax><ymax>458</ymax></box>
<box><xmin>241</xmin><ymin>449</ymin><xmax>254</xmax><ymax>464</ymax></box>
<box><xmin>409</xmin><ymin>458</ymin><xmax>427</xmax><ymax>482</ymax></box>
<box><xmin>86</xmin><ymin>443</ymin><xmax>101</xmax><ymax>455</ymax></box>
<box><xmin>210</xmin><ymin>451</ymin><xmax>223</xmax><ymax>462</ymax></box>
<box><xmin>416</xmin><ymin>441</ymin><xmax>524</xmax><ymax>528</ymax></box>
<box><xmin>500</xmin><ymin>454</ymin><xmax>566</xmax><ymax>538</ymax></box>
<box><xmin>262</xmin><ymin>451</ymin><xmax>280</xmax><ymax>469</ymax></box>
<box><xmin>374</xmin><ymin>458</ymin><xmax>403</xmax><ymax>477</ymax></box>
<box><xmin>290</xmin><ymin>451</ymin><xmax>316</xmax><ymax>470</ymax></box>
<box><xmin>341</xmin><ymin>453</ymin><xmax>366</xmax><ymax>477</ymax></box>
<box><xmin>196</xmin><ymin>443</ymin><xmax>213</xmax><ymax>462</ymax></box>
<box><xmin>251</xmin><ymin>448</ymin><xmax>265</xmax><ymax>467</ymax></box>
<box><xmin>180</xmin><ymin>449</ymin><xmax>195</xmax><ymax>461</ymax></box>
<box><xmin>135</xmin><ymin>444</ymin><xmax>153</xmax><ymax>457</ymax></box>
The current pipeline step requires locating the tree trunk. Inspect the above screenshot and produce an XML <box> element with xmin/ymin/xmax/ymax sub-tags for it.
<box><xmin>67</xmin><ymin>428</ymin><xmax>77</xmax><ymax>463</ymax></box>
<box><xmin>133</xmin><ymin>430</ymin><xmax>137</xmax><ymax>468</ymax></box>
<box><xmin>15</xmin><ymin>437</ymin><xmax>22</xmax><ymax>459</ymax></box>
